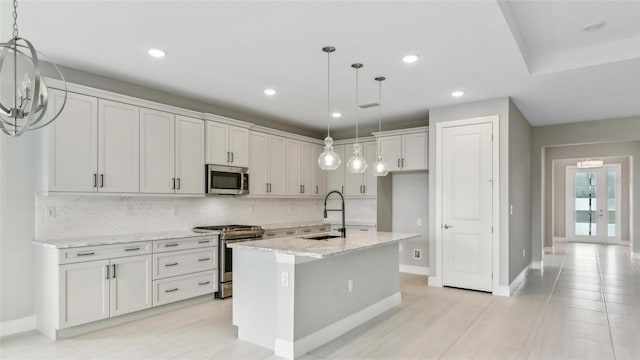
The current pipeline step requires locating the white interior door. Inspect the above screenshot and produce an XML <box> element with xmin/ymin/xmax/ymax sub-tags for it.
<box><xmin>441</xmin><ymin>122</ymin><xmax>493</xmax><ymax>292</ymax></box>
<box><xmin>566</xmin><ymin>164</ymin><xmax>621</xmax><ymax>244</ymax></box>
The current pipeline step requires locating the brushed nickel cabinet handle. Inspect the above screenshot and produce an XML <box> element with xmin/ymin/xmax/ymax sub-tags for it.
<box><xmin>165</xmin><ymin>288</ymin><xmax>178</xmax><ymax>293</ymax></box>
<box><xmin>112</xmin><ymin>264</ymin><xmax>116</xmax><ymax>278</ymax></box>
<box><xmin>227</xmin><ymin>152</ymin><xmax>230</xmax><ymax>163</ymax></box>
<box><xmin>164</xmin><ymin>243</ymin><xmax>178</xmax><ymax>247</ymax></box>
<box><xmin>316</xmin><ymin>185</ymin><xmax>319</xmax><ymax>194</ymax></box>
<box><xmin>100</xmin><ymin>174</ymin><xmax>104</xmax><ymax>188</ymax></box>
<box><xmin>363</xmin><ymin>185</ymin><xmax>366</xmax><ymax>194</ymax></box>
<box><xmin>125</xmin><ymin>247</ymin><xmax>140</xmax><ymax>251</ymax></box>
<box><xmin>286</xmin><ymin>231</ymin><xmax>295</xmax><ymax>235</ymax></box>
<box><xmin>398</xmin><ymin>158</ymin><xmax>401</xmax><ymax>168</ymax></box>
<box><xmin>198</xmin><ymin>281</ymin><xmax>210</xmax><ymax>286</ymax></box>
<box><xmin>176</xmin><ymin>178</ymin><xmax>181</xmax><ymax>190</ymax></box>
<box><xmin>198</xmin><ymin>240</ymin><xmax>210</xmax><ymax>244</ymax></box>
<box><xmin>231</xmin><ymin>152</ymin><xmax>234</xmax><ymax>163</ymax></box>
<box><xmin>172</xmin><ymin>178</ymin><xmax>176</xmax><ymax>190</ymax></box>
<box><xmin>77</xmin><ymin>252</ymin><xmax>95</xmax><ymax>256</ymax></box>
<box><xmin>303</xmin><ymin>229</ymin><xmax>311</xmax><ymax>233</ymax></box>
<box><xmin>198</xmin><ymin>257</ymin><xmax>210</xmax><ymax>262</ymax></box>
<box><xmin>105</xmin><ymin>265</ymin><xmax>110</xmax><ymax>279</ymax></box>
<box><xmin>266</xmin><ymin>183</ymin><xmax>269</xmax><ymax>193</ymax></box>
<box><xmin>93</xmin><ymin>173</ymin><xmax>97</xmax><ymax>188</ymax></box>
<box><xmin>165</xmin><ymin>262</ymin><xmax>178</xmax><ymax>267</ymax></box>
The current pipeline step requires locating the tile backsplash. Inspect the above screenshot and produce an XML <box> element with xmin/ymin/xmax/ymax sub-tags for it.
<box><xmin>36</xmin><ymin>195</ymin><xmax>376</xmax><ymax>239</ymax></box>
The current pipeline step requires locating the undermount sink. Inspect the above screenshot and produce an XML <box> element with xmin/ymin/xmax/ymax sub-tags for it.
<box><xmin>301</xmin><ymin>234</ymin><xmax>341</xmax><ymax>241</ymax></box>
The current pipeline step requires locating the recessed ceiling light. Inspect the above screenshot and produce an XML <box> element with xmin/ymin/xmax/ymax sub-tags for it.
<box><xmin>451</xmin><ymin>90</ymin><xmax>465</xmax><ymax>98</ymax></box>
<box><xmin>402</xmin><ymin>54</ymin><xmax>419</xmax><ymax>63</ymax></box>
<box><xmin>331</xmin><ymin>112</ymin><xmax>342</xmax><ymax>119</ymax></box>
<box><xmin>583</xmin><ymin>20</ymin><xmax>606</xmax><ymax>32</ymax></box>
<box><xmin>148</xmin><ymin>48</ymin><xmax>166</xmax><ymax>58</ymax></box>
<box><xmin>264</xmin><ymin>88</ymin><xmax>277</xmax><ymax>96</ymax></box>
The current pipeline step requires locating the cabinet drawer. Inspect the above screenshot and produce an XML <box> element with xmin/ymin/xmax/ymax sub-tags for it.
<box><xmin>263</xmin><ymin>229</ymin><xmax>298</xmax><ymax>239</ymax></box>
<box><xmin>59</xmin><ymin>242</ymin><xmax>152</xmax><ymax>264</ymax></box>
<box><xmin>298</xmin><ymin>225</ymin><xmax>330</xmax><ymax>235</ymax></box>
<box><xmin>153</xmin><ymin>270</ymin><xmax>217</xmax><ymax>306</ymax></box>
<box><xmin>153</xmin><ymin>248</ymin><xmax>217</xmax><ymax>280</ymax></box>
<box><xmin>153</xmin><ymin>236</ymin><xmax>217</xmax><ymax>253</ymax></box>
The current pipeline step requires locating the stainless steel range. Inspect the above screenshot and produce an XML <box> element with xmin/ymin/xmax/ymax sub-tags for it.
<box><xmin>192</xmin><ymin>225</ymin><xmax>264</xmax><ymax>298</ymax></box>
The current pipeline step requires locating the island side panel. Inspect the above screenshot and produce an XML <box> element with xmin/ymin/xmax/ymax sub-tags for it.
<box><xmin>232</xmin><ymin>248</ymin><xmax>278</xmax><ymax>350</ymax></box>
<box><xmin>293</xmin><ymin>243</ymin><xmax>400</xmax><ymax>341</ymax></box>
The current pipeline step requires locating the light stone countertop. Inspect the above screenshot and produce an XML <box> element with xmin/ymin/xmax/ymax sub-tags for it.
<box><xmin>227</xmin><ymin>231</ymin><xmax>418</xmax><ymax>258</ymax></box>
<box><xmin>33</xmin><ymin>230</ymin><xmax>219</xmax><ymax>249</ymax></box>
<box><xmin>261</xmin><ymin>221</ymin><xmax>376</xmax><ymax>231</ymax></box>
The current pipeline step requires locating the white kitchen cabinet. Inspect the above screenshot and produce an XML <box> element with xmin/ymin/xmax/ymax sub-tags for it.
<box><xmin>109</xmin><ymin>255</ymin><xmax>153</xmax><ymax>317</ymax></box>
<box><xmin>249</xmin><ymin>131</ymin><xmax>286</xmax><ymax>196</ymax></box>
<box><xmin>98</xmin><ymin>99</ymin><xmax>140</xmax><ymax>193</ymax></box>
<box><xmin>376</xmin><ymin>128</ymin><xmax>428</xmax><ymax>172</ymax></box>
<box><xmin>300</xmin><ymin>142</ymin><xmax>315</xmax><ymax>196</ymax></box>
<box><xmin>285</xmin><ymin>139</ymin><xmax>302</xmax><ymax>195</ymax></box>
<box><xmin>327</xmin><ymin>144</ymin><xmax>346</xmax><ymax>193</ymax></box>
<box><xmin>206</xmin><ymin>121</ymin><xmax>249</xmax><ymax>167</ymax></box>
<box><xmin>140</xmin><ymin>108</ymin><xmax>175</xmax><ymax>193</ymax></box>
<box><xmin>344</xmin><ymin>141</ymin><xmax>377</xmax><ymax>197</ymax></box>
<box><xmin>175</xmin><ymin>115</ymin><xmax>205</xmax><ymax>194</ymax></box>
<box><xmin>59</xmin><ymin>260</ymin><xmax>110</xmax><ymax>328</ymax></box>
<box><xmin>47</xmin><ymin>90</ymin><xmax>98</xmax><ymax>192</ymax></box>
<box><xmin>140</xmin><ymin>112</ymin><xmax>204</xmax><ymax>194</ymax></box>
<box><xmin>314</xmin><ymin>145</ymin><xmax>326</xmax><ymax>196</ymax></box>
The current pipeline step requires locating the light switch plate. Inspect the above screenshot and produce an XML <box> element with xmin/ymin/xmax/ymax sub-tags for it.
<box><xmin>281</xmin><ymin>272</ymin><xmax>289</xmax><ymax>287</ymax></box>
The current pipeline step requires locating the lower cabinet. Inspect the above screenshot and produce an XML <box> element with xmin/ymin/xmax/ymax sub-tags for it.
<box><xmin>36</xmin><ymin>235</ymin><xmax>218</xmax><ymax>338</ymax></box>
<box><xmin>263</xmin><ymin>225</ymin><xmax>331</xmax><ymax>239</ymax></box>
<box><xmin>60</xmin><ymin>254</ymin><xmax>151</xmax><ymax>328</ymax></box>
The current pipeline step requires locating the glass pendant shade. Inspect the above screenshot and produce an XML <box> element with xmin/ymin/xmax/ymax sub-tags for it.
<box><xmin>346</xmin><ymin>143</ymin><xmax>367</xmax><ymax>173</ymax></box>
<box><xmin>372</xmin><ymin>154</ymin><xmax>389</xmax><ymax>177</ymax></box>
<box><xmin>318</xmin><ymin>136</ymin><xmax>341</xmax><ymax>170</ymax></box>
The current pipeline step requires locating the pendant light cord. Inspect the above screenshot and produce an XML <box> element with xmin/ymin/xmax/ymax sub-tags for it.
<box><xmin>377</xmin><ymin>80</ymin><xmax>382</xmax><ymax>154</ymax></box>
<box><xmin>327</xmin><ymin>50</ymin><xmax>330</xmax><ymax>138</ymax></box>
<box><xmin>355</xmin><ymin>66</ymin><xmax>359</xmax><ymax>145</ymax></box>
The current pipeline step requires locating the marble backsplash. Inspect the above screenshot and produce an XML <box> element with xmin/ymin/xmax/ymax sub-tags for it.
<box><xmin>35</xmin><ymin>195</ymin><xmax>377</xmax><ymax>239</ymax></box>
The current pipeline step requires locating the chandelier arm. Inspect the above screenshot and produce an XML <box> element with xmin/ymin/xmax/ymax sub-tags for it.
<box><xmin>27</xmin><ymin>50</ymin><xmax>68</xmax><ymax>131</ymax></box>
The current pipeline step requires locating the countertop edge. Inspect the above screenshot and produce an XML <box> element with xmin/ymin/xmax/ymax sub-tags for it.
<box><xmin>33</xmin><ymin>231</ymin><xmax>220</xmax><ymax>249</ymax></box>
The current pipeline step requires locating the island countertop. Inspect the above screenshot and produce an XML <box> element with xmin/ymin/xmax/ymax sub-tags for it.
<box><xmin>227</xmin><ymin>231</ymin><xmax>419</xmax><ymax>258</ymax></box>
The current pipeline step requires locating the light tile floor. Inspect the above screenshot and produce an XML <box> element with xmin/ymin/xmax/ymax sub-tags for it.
<box><xmin>1</xmin><ymin>243</ymin><xmax>638</xmax><ymax>359</ymax></box>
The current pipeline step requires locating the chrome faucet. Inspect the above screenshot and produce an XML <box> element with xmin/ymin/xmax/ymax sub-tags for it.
<box><xmin>323</xmin><ymin>190</ymin><xmax>346</xmax><ymax>238</ymax></box>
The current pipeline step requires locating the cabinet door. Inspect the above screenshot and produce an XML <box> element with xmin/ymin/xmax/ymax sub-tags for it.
<box><xmin>98</xmin><ymin>100</ymin><xmax>140</xmax><ymax>193</ymax></box>
<box><xmin>363</xmin><ymin>142</ymin><xmax>378</xmax><ymax>196</ymax></box>
<box><xmin>379</xmin><ymin>136</ymin><xmax>402</xmax><ymax>172</ymax></box>
<box><xmin>59</xmin><ymin>260</ymin><xmax>110</xmax><ymax>328</ymax></box>
<box><xmin>206</xmin><ymin>122</ymin><xmax>229</xmax><ymax>165</ymax></box>
<box><xmin>266</xmin><ymin>135</ymin><xmax>286</xmax><ymax>196</ymax></box>
<box><xmin>175</xmin><ymin>115</ymin><xmax>205</xmax><ymax>194</ymax></box>
<box><xmin>402</xmin><ymin>132</ymin><xmax>428</xmax><ymax>171</ymax></box>
<box><xmin>249</xmin><ymin>132</ymin><xmax>267</xmax><ymax>195</ymax></box>
<box><xmin>109</xmin><ymin>255</ymin><xmax>152</xmax><ymax>317</ymax></box>
<box><xmin>300</xmin><ymin>142</ymin><xmax>315</xmax><ymax>196</ymax></box>
<box><xmin>313</xmin><ymin>145</ymin><xmax>326</xmax><ymax>196</ymax></box>
<box><xmin>47</xmin><ymin>90</ymin><xmax>98</xmax><ymax>192</ymax></box>
<box><xmin>285</xmin><ymin>139</ymin><xmax>301</xmax><ymax>195</ymax></box>
<box><xmin>228</xmin><ymin>126</ymin><xmax>249</xmax><ymax>167</ymax></box>
<box><xmin>140</xmin><ymin>109</ymin><xmax>175</xmax><ymax>193</ymax></box>
<box><xmin>327</xmin><ymin>145</ymin><xmax>345</xmax><ymax>193</ymax></box>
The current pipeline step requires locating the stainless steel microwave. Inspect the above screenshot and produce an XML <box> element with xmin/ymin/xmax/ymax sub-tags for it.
<box><xmin>206</xmin><ymin>165</ymin><xmax>249</xmax><ymax>195</ymax></box>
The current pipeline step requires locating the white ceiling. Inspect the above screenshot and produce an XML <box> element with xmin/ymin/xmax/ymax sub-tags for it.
<box><xmin>2</xmin><ymin>0</ymin><xmax>639</xmax><ymax>133</ymax></box>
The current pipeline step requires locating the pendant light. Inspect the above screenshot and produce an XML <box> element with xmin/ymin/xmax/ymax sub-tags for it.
<box><xmin>346</xmin><ymin>63</ymin><xmax>367</xmax><ymax>174</ymax></box>
<box><xmin>0</xmin><ymin>0</ymin><xmax>68</xmax><ymax>137</ymax></box>
<box><xmin>372</xmin><ymin>76</ymin><xmax>389</xmax><ymax>176</ymax></box>
<box><xmin>317</xmin><ymin>46</ymin><xmax>341</xmax><ymax>170</ymax></box>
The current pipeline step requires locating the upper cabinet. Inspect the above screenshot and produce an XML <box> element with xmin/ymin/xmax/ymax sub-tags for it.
<box><xmin>342</xmin><ymin>141</ymin><xmax>377</xmax><ymax>197</ymax></box>
<box><xmin>205</xmin><ymin>119</ymin><xmax>249</xmax><ymax>167</ymax></box>
<box><xmin>47</xmin><ymin>87</ymin><xmax>205</xmax><ymax>195</ymax></box>
<box><xmin>327</xmin><ymin>145</ymin><xmax>346</xmax><ymax>194</ymax></box>
<box><xmin>375</xmin><ymin>127</ymin><xmax>428</xmax><ymax>172</ymax></box>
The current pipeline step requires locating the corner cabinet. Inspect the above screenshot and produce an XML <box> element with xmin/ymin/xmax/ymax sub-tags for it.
<box><xmin>205</xmin><ymin>119</ymin><xmax>249</xmax><ymax>167</ymax></box>
<box><xmin>375</xmin><ymin>127</ymin><xmax>428</xmax><ymax>172</ymax></box>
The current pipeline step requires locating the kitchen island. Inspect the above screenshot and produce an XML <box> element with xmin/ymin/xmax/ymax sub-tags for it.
<box><xmin>228</xmin><ymin>231</ymin><xmax>419</xmax><ymax>359</ymax></box>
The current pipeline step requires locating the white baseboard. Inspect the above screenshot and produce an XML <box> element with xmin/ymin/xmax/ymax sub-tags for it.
<box><xmin>274</xmin><ymin>292</ymin><xmax>402</xmax><ymax>359</ymax></box>
<box><xmin>399</xmin><ymin>265</ymin><xmax>429</xmax><ymax>275</ymax></box>
<box><xmin>543</xmin><ymin>246</ymin><xmax>554</xmax><ymax>253</ymax></box>
<box><xmin>0</xmin><ymin>315</ymin><xmax>36</xmax><ymax>338</ymax></box>
<box><xmin>427</xmin><ymin>276</ymin><xmax>442</xmax><ymax>287</ymax></box>
<box><xmin>531</xmin><ymin>261</ymin><xmax>543</xmax><ymax>269</ymax></box>
<box><xmin>493</xmin><ymin>286</ymin><xmax>510</xmax><ymax>297</ymax></box>
<box><xmin>508</xmin><ymin>264</ymin><xmax>530</xmax><ymax>295</ymax></box>
<box><xmin>553</xmin><ymin>237</ymin><xmax>567</xmax><ymax>243</ymax></box>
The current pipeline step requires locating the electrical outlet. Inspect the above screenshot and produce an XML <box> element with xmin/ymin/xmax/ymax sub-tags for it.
<box><xmin>417</xmin><ymin>218</ymin><xmax>422</xmax><ymax>226</ymax></box>
<box><xmin>46</xmin><ymin>207</ymin><xmax>56</xmax><ymax>221</ymax></box>
<box><xmin>510</xmin><ymin>205</ymin><xmax>514</xmax><ymax>215</ymax></box>
<box><xmin>413</xmin><ymin>249</ymin><xmax>422</xmax><ymax>259</ymax></box>
<box><xmin>126</xmin><ymin>205</ymin><xmax>134</xmax><ymax>216</ymax></box>
<box><xmin>281</xmin><ymin>272</ymin><xmax>289</xmax><ymax>287</ymax></box>
<box><xmin>348</xmin><ymin>280</ymin><xmax>353</xmax><ymax>292</ymax></box>
<box><xmin>522</xmin><ymin>248</ymin><xmax>526</xmax><ymax>257</ymax></box>
<box><xmin>399</xmin><ymin>244</ymin><xmax>403</xmax><ymax>252</ymax></box>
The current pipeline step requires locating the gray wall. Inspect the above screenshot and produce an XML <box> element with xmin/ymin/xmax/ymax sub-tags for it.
<box><xmin>508</xmin><ymin>100</ymin><xmax>532</xmax><ymax>283</ymax></box>
<box><xmin>531</xmin><ymin>117</ymin><xmax>640</xmax><ymax>261</ymax></box>
<box><xmin>547</xmin><ymin>149</ymin><xmax>635</xmax><ymax>246</ymax></box>
<box><xmin>428</xmin><ymin>97</ymin><xmax>511</xmax><ymax>286</ymax></box>
<box><xmin>392</xmin><ymin>172</ymin><xmax>429</xmax><ymax>268</ymax></box>
<box><xmin>0</xmin><ymin>128</ymin><xmax>45</xmax><ymax>322</ymax></box>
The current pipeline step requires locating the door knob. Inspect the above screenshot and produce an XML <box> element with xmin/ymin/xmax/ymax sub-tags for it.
<box><xmin>443</xmin><ymin>224</ymin><xmax>453</xmax><ymax>229</ymax></box>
